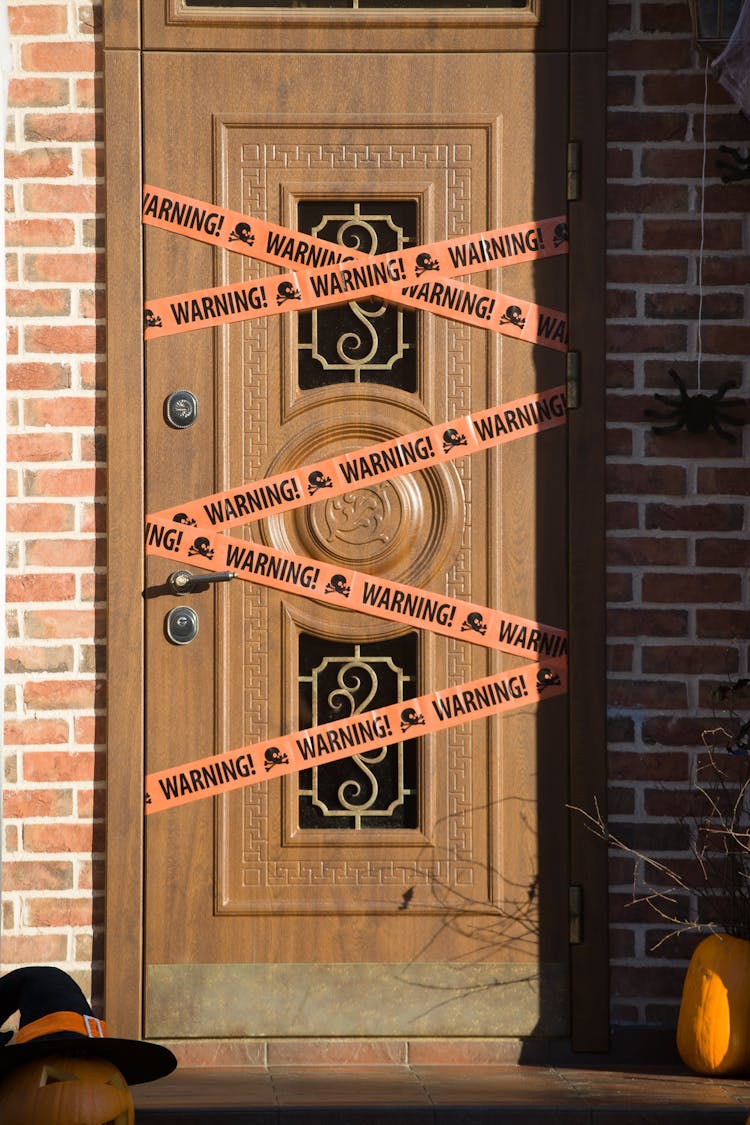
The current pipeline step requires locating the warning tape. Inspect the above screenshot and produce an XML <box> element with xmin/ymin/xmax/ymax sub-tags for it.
<box><xmin>142</xmin><ymin>186</ymin><xmax>568</xmax><ymax>349</ymax></box>
<box><xmin>144</xmin><ymin>658</ymin><xmax>567</xmax><ymax>814</ymax></box>
<box><xmin>146</xmin><ymin>516</ymin><xmax>567</xmax><ymax>663</ymax></box>
<box><xmin>149</xmin><ymin>384</ymin><xmax>567</xmax><ymax>531</ymax></box>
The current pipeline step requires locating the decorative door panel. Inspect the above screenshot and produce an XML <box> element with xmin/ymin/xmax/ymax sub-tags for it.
<box><xmin>142</xmin><ymin>49</ymin><xmax>569</xmax><ymax>1037</ymax></box>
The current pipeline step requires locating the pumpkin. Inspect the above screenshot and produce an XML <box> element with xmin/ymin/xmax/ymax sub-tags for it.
<box><xmin>0</xmin><ymin>1053</ymin><xmax>134</xmax><ymax>1124</ymax></box>
<box><xmin>677</xmin><ymin>933</ymin><xmax>750</xmax><ymax>1076</ymax></box>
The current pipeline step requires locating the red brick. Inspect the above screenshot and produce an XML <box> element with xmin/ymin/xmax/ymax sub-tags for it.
<box><xmin>642</xmin><ymin>571</ymin><xmax>742</xmax><ymax>603</ymax></box>
<box><xmin>645</xmin><ymin>503</ymin><xmax>744</xmax><ymax>532</ymax></box>
<box><xmin>643</xmin><ymin>73</ymin><xmax>729</xmax><ymax>105</ymax></box>
<box><xmin>607</xmin><ymin>254</ymin><xmax>687</xmax><ymax>284</ymax></box>
<box><xmin>608</xmin><ymin>4</ymin><xmax>632</xmax><ymax>32</ymax></box>
<box><xmin>25</xmin><ymin>112</ymin><xmax>101</xmax><ymax>143</ymax></box>
<box><xmin>24</xmin><ymin>183</ymin><xmax>98</xmax><ymax>213</ymax></box>
<box><xmin>645</xmin><ymin>430</ymin><xmax>745</xmax><ymax>460</ymax></box>
<box><xmin>75</xmin><ymin>77</ymin><xmax>102</xmax><ymax>108</ymax></box>
<box><xmin>4</xmin><ymin>787</ymin><xmax>73</xmax><ymax>818</ymax></box>
<box><xmin>696</xmin><ymin>538</ymin><xmax>750</xmax><ymax>567</ymax></box>
<box><xmin>608</xmin><ymin>183</ymin><xmax>689</xmax><ymax>214</ymax></box>
<box><xmin>644</xmin><ymin>359</ymin><xmax>743</xmax><ymax>390</ymax></box>
<box><xmin>607</xmin><ymin>110</ymin><xmax>688</xmax><ymax>143</ymax></box>
<box><xmin>608</xmin><ymin>39</ymin><xmax>692</xmax><ymax>70</ymax></box>
<box><xmin>643</xmin><ymin>219</ymin><xmax>743</xmax><ymax>252</ymax></box>
<box><xmin>609</xmin><ymin>750</ymin><xmax>689</xmax><ymax>782</ymax></box>
<box><xmin>696</xmin><ymin>610</ymin><xmax>750</xmax><ymax>640</ymax></box>
<box><xmin>7</xmin><ymin>432</ymin><xmax>73</xmax><ymax>462</ymax></box>
<box><xmin>645</xmin><ymin>292</ymin><xmax>744</xmax><ymax>320</ymax></box>
<box><xmin>8</xmin><ymin>76</ymin><xmax>68</xmax><ymax>108</ymax></box>
<box><xmin>5</xmin><ymin>645</ymin><xmax>74</xmax><ymax>674</ymax></box>
<box><xmin>23</xmin><ymin>821</ymin><xmax>101</xmax><ymax>854</ymax></box>
<box><xmin>74</xmin><ymin>716</ymin><xmax>105</xmax><ymax>746</ymax></box>
<box><xmin>608</xmin><ymin>324</ymin><xmax>687</xmax><ymax>353</ymax></box>
<box><xmin>608</xmin><ymin>716</ymin><xmax>635</xmax><ymax>743</ymax></box>
<box><xmin>611</xmin><ymin>966</ymin><xmax>687</xmax><ymax>999</ymax></box>
<box><xmin>697</xmin><ymin>467</ymin><xmax>750</xmax><ymax>494</ymax></box>
<box><xmin>641</xmin><ymin>147</ymin><xmax>708</xmax><ymax>179</ymax></box>
<box><xmin>3</xmin><ymin>860</ymin><xmax>73</xmax><ymax>890</ymax></box>
<box><xmin>24</xmin><ymin>678</ymin><xmax>105</xmax><ymax>712</ymax></box>
<box><xmin>1</xmin><ymin>934</ymin><xmax>69</xmax><ymax>963</ymax></box>
<box><xmin>696</xmin><ymin>112</ymin><xmax>750</xmax><ymax>144</ymax></box>
<box><xmin>608</xmin><ymin>644</ymin><xmax>634</xmax><ymax>672</ymax></box>
<box><xmin>6</xmin><ymin>219</ymin><xmax>74</xmax><ymax>247</ymax></box>
<box><xmin>24</xmin><ymin>897</ymin><xmax>97</xmax><ymax>928</ymax></box>
<box><xmin>607</xmin><ymin>219</ymin><xmax>634</xmax><ymax>250</ymax></box>
<box><xmin>639</xmin><ymin>2</ymin><xmax>692</xmax><ymax>32</ymax></box>
<box><xmin>80</xmin><ymin>502</ymin><xmax>106</xmax><ymax>534</ymax></box>
<box><xmin>613</xmin><ymin>821</ymin><xmax>691</xmax><ymax>853</ymax></box>
<box><xmin>25</xmin><ymin>537</ymin><xmax>102</xmax><ymax>567</ymax></box>
<box><xmin>4</xmin><ymin>718</ymin><xmax>69</xmax><ymax>745</ymax></box>
<box><xmin>6</xmin><ymin>288</ymin><xmax>71</xmax><ymax>318</ymax></box>
<box><xmin>702</xmin><ymin>257</ymin><xmax>750</xmax><ymax>286</ymax></box>
<box><xmin>23</xmin><ymin>395</ymin><xmax>101</xmax><ymax>427</ymax></box>
<box><xmin>608</xmin><ymin>572</ymin><xmax>633</xmax><ymax>602</ymax></box>
<box><xmin>25</xmin><ymin>252</ymin><xmax>101</xmax><ymax>283</ymax></box>
<box><xmin>606</xmin><ymin>359</ymin><xmax>635</xmax><ymax>388</ymax></box>
<box><xmin>6</xmin><ymin>361</ymin><xmax>71</xmax><ymax>390</ymax></box>
<box><xmin>607</xmin><ymin>609</ymin><xmax>688</xmax><ymax>637</ymax></box>
<box><xmin>607</xmin><ymin>428</ymin><xmax>632</xmax><ymax>456</ymax></box>
<box><xmin>642</xmin><ymin>645</ymin><xmax>738</xmax><ymax>675</ymax></box>
<box><xmin>6</xmin><ymin>574</ymin><xmax>75</xmax><ymax>603</ymax></box>
<box><xmin>607</xmin><ymin>289</ymin><xmax>637</xmax><ymax>318</ymax></box>
<box><xmin>702</xmin><ymin>325</ymin><xmax>750</xmax><ymax>355</ymax></box>
<box><xmin>703</xmin><ymin>182</ymin><xmax>750</xmax><ymax>214</ymax></box>
<box><xmin>8</xmin><ymin>4</ymin><xmax>68</xmax><ymax>33</ymax></box>
<box><xmin>607</xmin><ymin>148</ymin><xmax>634</xmax><ymax>178</ymax></box>
<box><xmin>607</xmin><ymin>463</ymin><xmax>685</xmax><ymax>495</ymax></box>
<box><xmin>25</xmin><ymin>609</ymin><xmax>102</xmax><ymax>640</ymax></box>
<box><xmin>7</xmin><ymin>503</ymin><xmax>74</xmax><ymax>532</ymax></box>
<box><xmin>77</xmin><ymin>787</ymin><xmax>106</xmax><ymax>820</ymax></box>
<box><xmin>21</xmin><ymin>41</ymin><xmax>99</xmax><ymax>73</ymax></box>
<box><xmin>81</xmin><ymin>573</ymin><xmax>106</xmax><ymax>603</ymax></box>
<box><xmin>608</xmin><ymin>75</ymin><xmax>636</xmax><ymax>106</ymax></box>
<box><xmin>608</xmin><ymin>679</ymin><xmax>688</xmax><ymax>709</ymax></box>
<box><xmin>23</xmin><ymin>324</ymin><xmax>104</xmax><ymax>355</ymax></box>
<box><xmin>81</xmin><ymin>147</ymin><xmax>104</xmax><ymax>179</ymax></box>
<box><xmin>23</xmin><ymin>750</ymin><xmax>98</xmax><ymax>783</ymax></box>
<box><xmin>607</xmin><ymin>536</ymin><xmax>689</xmax><ymax>567</ymax></box>
<box><xmin>23</xmin><ymin>467</ymin><xmax>101</xmax><ymax>497</ymax></box>
<box><xmin>607</xmin><ymin>501</ymin><xmax>639</xmax><ymax>529</ymax></box>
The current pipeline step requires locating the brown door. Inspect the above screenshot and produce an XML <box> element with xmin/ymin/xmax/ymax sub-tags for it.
<box><xmin>135</xmin><ymin>3</ymin><xmax>583</xmax><ymax>1041</ymax></box>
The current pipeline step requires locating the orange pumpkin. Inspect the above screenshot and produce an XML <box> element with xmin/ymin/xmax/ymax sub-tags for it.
<box><xmin>0</xmin><ymin>1053</ymin><xmax>134</xmax><ymax>1124</ymax></box>
<box><xmin>677</xmin><ymin>933</ymin><xmax>750</xmax><ymax>1076</ymax></box>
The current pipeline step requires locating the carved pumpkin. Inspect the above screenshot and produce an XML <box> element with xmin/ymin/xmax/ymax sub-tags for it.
<box><xmin>0</xmin><ymin>1053</ymin><xmax>134</xmax><ymax>1124</ymax></box>
<box><xmin>677</xmin><ymin>933</ymin><xmax>750</xmax><ymax>1076</ymax></box>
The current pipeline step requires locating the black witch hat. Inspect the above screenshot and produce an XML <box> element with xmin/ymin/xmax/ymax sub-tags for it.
<box><xmin>0</xmin><ymin>967</ymin><xmax>177</xmax><ymax>1085</ymax></box>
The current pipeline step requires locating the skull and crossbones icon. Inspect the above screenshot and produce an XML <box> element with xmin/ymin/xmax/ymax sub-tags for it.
<box><xmin>461</xmin><ymin>612</ymin><xmax>487</xmax><ymax>636</ymax></box>
<box><xmin>400</xmin><ymin>707</ymin><xmax>426</xmax><ymax>732</ymax></box>
<box><xmin>537</xmin><ymin>667</ymin><xmax>561</xmax><ymax>692</ymax></box>
<box><xmin>228</xmin><ymin>221</ymin><xmax>254</xmax><ymax>247</ymax></box>
<box><xmin>145</xmin><ymin>308</ymin><xmax>162</xmax><ymax>329</ymax></box>
<box><xmin>414</xmin><ymin>252</ymin><xmax>440</xmax><ymax>276</ymax></box>
<box><xmin>325</xmin><ymin>574</ymin><xmax>351</xmax><ymax>597</ymax></box>
<box><xmin>264</xmin><ymin>746</ymin><xmax>289</xmax><ymax>772</ymax></box>
<box><xmin>553</xmin><ymin>222</ymin><xmax>569</xmax><ymax>249</ymax></box>
<box><xmin>499</xmin><ymin>305</ymin><xmax>526</xmax><ymax>329</ymax></box>
<box><xmin>307</xmin><ymin>470</ymin><xmax>332</xmax><ymax>494</ymax></box>
<box><xmin>442</xmin><ymin>428</ymin><xmax>468</xmax><ymax>454</ymax></box>
<box><xmin>188</xmin><ymin>536</ymin><xmax>214</xmax><ymax>560</ymax></box>
<box><xmin>277</xmin><ymin>281</ymin><xmax>301</xmax><ymax>305</ymax></box>
<box><xmin>171</xmin><ymin>512</ymin><xmax>197</xmax><ymax>527</ymax></box>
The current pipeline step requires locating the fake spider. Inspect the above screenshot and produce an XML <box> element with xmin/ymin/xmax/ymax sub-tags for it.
<box><xmin>645</xmin><ymin>369</ymin><xmax>746</xmax><ymax>443</ymax></box>
<box><xmin>717</xmin><ymin>144</ymin><xmax>750</xmax><ymax>183</ymax></box>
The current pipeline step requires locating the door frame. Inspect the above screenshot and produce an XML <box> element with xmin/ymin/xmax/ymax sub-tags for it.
<box><xmin>102</xmin><ymin>0</ymin><xmax>608</xmax><ymax>1050</ymax></box>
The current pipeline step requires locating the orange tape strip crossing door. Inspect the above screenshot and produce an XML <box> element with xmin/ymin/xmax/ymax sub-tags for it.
<box><xmin>142</xmin><ymin>187</ymin><xmax>569</xmax><ymax>349</ymax></box>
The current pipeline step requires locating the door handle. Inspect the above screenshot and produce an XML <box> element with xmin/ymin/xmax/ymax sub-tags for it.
<box><xmin>167</xmin><ymin>569</ymin><xmax>236</xmax><ymax>595</ymax></box>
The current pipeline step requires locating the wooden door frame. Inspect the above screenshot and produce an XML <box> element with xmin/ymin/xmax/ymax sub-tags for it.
<box><xmin>102</xmin><ymin>0</ymin><xmax>608</xmax><ymax>1050</ymax></box>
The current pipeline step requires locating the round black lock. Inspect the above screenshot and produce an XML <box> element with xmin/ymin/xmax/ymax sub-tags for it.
<box><xmin>165</xmin><ymin>390</ymin><xmax>198</xmax><ymax>429</ymax></box>
<box><xmin>165</xmin><ymin>605</ymin><xmax>199</xmax><ymax>645</ymax></box>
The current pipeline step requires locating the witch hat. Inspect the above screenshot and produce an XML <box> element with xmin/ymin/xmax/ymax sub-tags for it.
<box><xmin>0</xmin><ymin>967</ymin><xmax>176</xmax><ymax>1085</ymax></box>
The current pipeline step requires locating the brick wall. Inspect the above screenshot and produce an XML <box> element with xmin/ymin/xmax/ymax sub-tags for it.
<box><xmin>606</xmin><ymin>0</ymin><xmax>750</xmax><ymax>1025</ymax></box>
<box><xmin>4</xmin><ymin>0</ymin><xmax>104</xmax><ymax>1003</ymax></box>
<box><xmin>3</xmin><ymin>0</ymin><xmax>749</xmax><ymax>1031</ymax></box>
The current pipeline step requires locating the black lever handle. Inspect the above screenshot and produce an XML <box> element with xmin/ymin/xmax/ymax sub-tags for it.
<box><xmin>167</xmin><ymin>570</ymin><xmax>235</xmax><ymax>595</ymax></box>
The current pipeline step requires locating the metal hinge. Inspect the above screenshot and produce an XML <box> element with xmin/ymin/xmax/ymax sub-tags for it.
<box><xmin>569</xmin><ymin>884</ymin><xmax>584</xmax><ymax>945</ymax></box>
<box><xmin>567</xmin><ymin>140</ymin><xmax>581</xmax><ymax>202</ymax></box>
<box><xmin>566</xmin><ymin>350</ymin><xmax>581</xmax><ymax>410</ymax></box>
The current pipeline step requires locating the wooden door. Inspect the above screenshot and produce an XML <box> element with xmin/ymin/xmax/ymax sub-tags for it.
<box><xmin>104</xmin><ymin>0</ymin><xmax>606</xmax><ymax>1045</ymax></box>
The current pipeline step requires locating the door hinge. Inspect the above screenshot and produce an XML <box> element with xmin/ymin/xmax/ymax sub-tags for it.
<box><xmin>567</xmin><ymin>140</ymin><xmax>581</xmax><ymax>202</ymax></box>
<box><xmin>566</xmin><ymin>350</ymin><xmax>581</xmax><ymax>410</ymax></box>
<box><xmin>569</xmin><ymin>884</ymin><xmax>584</xmax><ymax>945</ymax></box>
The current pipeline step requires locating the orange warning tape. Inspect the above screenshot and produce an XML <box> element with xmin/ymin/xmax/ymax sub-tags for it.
<box><xmin>146</xmin><ymin>516</ymin><xmax>567</xmax><ymax>663</ymax></box>
<box><xmin>149</xmin><ymin>385</ymin><xmax>567</xmax><ymax>531</ymax></box>
<box><xmin>142</xmin><ymin>187</ymin><xmax>568</xmax><ymax>349</ymax></box>
<box><xmin>144</xmin><ymin>659</ymin><xmax>567</xmax><ymax>814</ymax></box>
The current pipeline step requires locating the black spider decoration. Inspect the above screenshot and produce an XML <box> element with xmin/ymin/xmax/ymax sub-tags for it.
<box><xmin>717</xmin><ymin>144</ymin><xmax>750</xmax><ymax>183</ymax></box>
<box><xmin>645</xmin><ymin>369</ymin><xmax>746</xmax><ymax>443</ymax></box>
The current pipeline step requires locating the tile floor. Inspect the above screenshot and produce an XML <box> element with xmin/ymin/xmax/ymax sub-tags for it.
<box><xmin>133</xmin><ymin>1062</ymin><xmax>750</xmax><ymax>1123</ymax></box>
